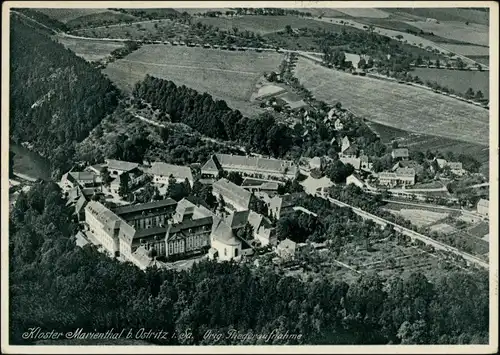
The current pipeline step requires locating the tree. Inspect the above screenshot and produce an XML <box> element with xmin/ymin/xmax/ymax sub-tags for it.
<box><xmin>101</xmin><ymin>167</ymin><xmax>112</xmax><ymax>186</ymax></box>
<box><xmin>118</xmin><ymin>172</ymin><xmax>130</xmax><ymax>197</ymax></box>
<box><xmin>227</xmin><ymin>171</ymin><xmax>243</xmax><ymax>186</ymax></box>
<box><xmin>9</xmin><ymin>151</ymin><xmax>15</xmax><ymax>178</ymax></box>
<box><xmin>358</xmin><ymin>58</ymin><xmax>366</xmax><ymax>69</ymax></box>
<box><xmin>474</xmin><ymin>90</ymin><xmax>484</xmax><ymax>100</ymax></box>
<box><xmin>464</xmin><ymin>87</ymin><xmax>475</xmax><ymax>99</ymax></box>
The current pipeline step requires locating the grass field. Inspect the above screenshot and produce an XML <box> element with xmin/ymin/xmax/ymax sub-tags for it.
<box><xmin>438</xmin><ymin>43</ymin><xmax>490</xmax><ymax>57</ymax></box>
<box><xmin>103</xmin><ymin>45</ymin><xmax>283</xmax><ymax>116</ymax></box>
<box><xmin>406</xmin><ymin>20</ymin><xmax>488</xmax><ymax>47</ymax></box>
<box><xmin>194</xmin><ymin>15</ymin><xmax>353</xmax><ymax>34</ymax></box>
<box><xmin>55</xmin><ymin>35</ymin><xmax>125</xmax><ymax>61</ymax></box>
<box><xmin>34</xmin><ymin>8</ymin><xmax>111</xmax><ymax>23</ymax></box>
<box><xmin>385</xmin><ymin>208</ymin><xmax>449</xmax><ymax>227</ymax></box>
<box><xmin>382</xmin><ymin>8</ymin><xmax>490</xmax><ymax>26</ymax></box>
<box><xmin>467</xmin><ymin>55</ymin><xmax>489</xmax><ymax>66</ymax></box>
<box><xmin>295</xmin><ymin>58</ymin><xmax>489</xmax><ymax>146</ymax></box>
<box><xmin>65</xmin><ymin>11</ymin><xmax>138</xmax><ymax>29</ymax></box>
<box><xmin>411</xmin><ymin>68</ymin><xmax>489</xmax><ymax>97</ymax></box>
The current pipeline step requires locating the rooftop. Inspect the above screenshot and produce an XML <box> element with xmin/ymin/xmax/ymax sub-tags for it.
<box><xmin>211</xmin><ymin>217</ymin><xmax>240</xmax><ymax>246</ymax></box>
<box><xmin>113</xmin><ymin>198</ymin><xmax>177</xmax><ymax>216</ymax></box>
<box><xmin>69</xmin><ymin>171</ymin><xmax>96</xmax><ymax>181</ymax></box>
<box><xmin>106</xmin><ymin>159</ymin><xmax>139</xmax><ymax>172</ymax></box>
<box><xmin>213</xmin><ymin>154</ymin><xmax>298</xmax><ymax>176</ymax></box>
<box><xmin>148</xmin><ymin>162</ymin><xmax>193</xmax><ymax>181</ymax></box>
<box><xmin>213</xmin><ymin>178</ymin><xmax>252</xmax><ymax>210</ymax></box>
<box><xmin>86</xmin><ymin>201</ymin><xmax>122</xmax><ymax>232</ymax></box>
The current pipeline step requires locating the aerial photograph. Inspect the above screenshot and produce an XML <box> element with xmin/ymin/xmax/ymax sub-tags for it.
<box><xmin>4</xmin><ymin>2</ymin><xmax>495</xmax><ymax>351</ymax></box>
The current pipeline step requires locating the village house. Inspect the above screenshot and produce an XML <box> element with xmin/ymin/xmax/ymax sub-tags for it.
<box><xmin>213</xmin><ymin>178</ymin><xmax>253</xmax><ymax>212</ymax></box>
<box><xmin>477</xmin><ymin>198</ymin><xmax>489</xmax><ymax>218</ymax></box>
<box><xmin>85</xmin><ymin>200</ymin><xmax>122</xmax><ymax>257</ymax></box>
<box><xmin>201</xmin><ymin>154</ymin><xmax>298</xmax><ymax>180</ymax></box>
<box><xmin>378</xmin><ymin>167</ymin><xmax>416</xmax><ymax>187</ymax></box>
<box><xmin>268</xmin><ymin>193</ymin><xmax>297</xmax><ymax>220</ymax></box>
<box><xmin>276</xmin><ymin>238</ymin><xmax>297</xmax><ymax>261</ymax></box>
<box><xmin>392</xmin><ymin>160</ymin><xmax>424</xmax><ymax>176</ymax></box>
<box><xmin>309</xmin><ymin>156</ymin><xmax>323</xmax><ymax>171</ymax></box>
<box><xmin>113</xmin><ymin>198</ymin><xmax>177</xmax><ymax>230</ymax></box>
<box><xmin>435</xmin><ymin>158</ymin><xmax>467</xmax><ymax>175</ymax></box>
<box><xmin>360</xmin><ymin>155</ymin><xmax>372</xmax><ymax>171</ymax></box>
<box><xmin>105</xmin><ymin>159</ymin><xmax>140</xmax><ymax>178</ymax></box>
<box><xmin>340</xmin><ymin>156</ymin><xmax>361</xmax><ymax>170</ymax></box>
<box><xmin>146</xmin><ymin>162</ymin><xmax>194</xmax><ymax>186</ymax></box>
<box><xmin>391</xmin><ymin>148</ymin><xmax>409</xmax><ymax>160</ymax></box>
<box><xmin>110</xmin><ymin>167</ymin><xmax>147</xmax><ymax>194</ymax></box>
<box><xmin>247</xmin><ymin>211</ymin><xmax>277</xmax><ymax>246</ymax></box>
<box><xmin>60</xmin><ymin>170</ymin><xmax>97</xmax><ymax>190</ymax></box>
<box><xmin>340</xmin><ymin>136</ymin><xmax>358</xmax><ymax>159</ymax></box>
<box><xmin>346</xmin><ymin>173</ymin><xmax>365</xmax><ymax>189</ymax></box>
<box><xmin>85</xmin><ymin>163</ymin><xmax>106</xmax><ymax>177</ymax></box>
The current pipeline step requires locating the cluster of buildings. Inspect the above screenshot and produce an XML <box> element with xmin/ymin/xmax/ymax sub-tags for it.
<box><xmin>62</xmin><ymin>152</ymin><xmax>307</xmax><ymax>270</ymax></box>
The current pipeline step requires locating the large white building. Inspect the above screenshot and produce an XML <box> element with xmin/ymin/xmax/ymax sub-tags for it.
<box><xmin>147</xmin><ymin>162</ymin><xmax>194</xmax><ymax>186</ymax></box>
<box><xmin>85</xmin><ymin>201</ymin><xmax>122</xmax><ymax>257</ymax></box>
<box><xmin>201</xmin><ymin>154</ymin><xmax>298</xmax><ymax>180</ymax></box>
<box><xmin>378</xmin><ymin>167</ymin><xmax>416</xmax><ymax>187</ymax></box>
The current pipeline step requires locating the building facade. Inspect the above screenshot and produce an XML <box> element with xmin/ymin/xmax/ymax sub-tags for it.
<box><xmin>113</xmin><ymin>198</ymin><xmax>177</xmax><ymax>230</ymax></box>
<box><xmin>477</xmin><ymin>199</ymin><xmax>489</xmax><ymax>218</ymax></box>
<box><xmin>85</xmin><ymin>201</ymin><xmax>122</xmax><ymax>257</ymax></box>
<box><xmin>147</xmin><ymin>162</ymin><xmax>194</xmax><ymax>186</ymax></box>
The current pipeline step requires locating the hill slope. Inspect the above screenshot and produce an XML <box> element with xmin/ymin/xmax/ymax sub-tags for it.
<box><xmin>9</xmin><ymin>15</ymin><xmax>120</xmax><ymax>176</ymax></box>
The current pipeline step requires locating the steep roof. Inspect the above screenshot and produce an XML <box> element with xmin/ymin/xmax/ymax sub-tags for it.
<box><xmin>201</xmin><ymin>155</ymin><xmax>223</xmax><ymax>173</ymax></box>
<box><xmin>167</xmin><ymin>216</ymin><xmax>213</xmax><ymax>237</ymax></box>
<box><xmin>211</xmin><ymin>218</ymin><xmax>241</xmax><ymax>246</ymax></box>
<box><xmin>213</xmin><ymin>178</ymin><xmax>252</xmax><ymax>210</ymax></box>
<box><xmin>148</xmin><ymin>162</ymin><xmax>193</xmax><ymax>181</ymax></box>
<box><xmin>69</xmin><ymin>171</ymin><xmax>95</xmax><ymax>181</ymax></box>
<box><xmin>391</xmin><ymin>148</ymin><xmax>409</xmax><ymax>158</ymax></box>
<box><xmin>74</xmin><ymin>195</ymin><xmax>88</xmax><ymax>214</ymax></box>
<box><xmin>85</xmin><ymin>201</ymin><xmax>122</xmax><ymax>233</ymax></box>
<box><xmin>214</xmin><ymin>154</ymin><xmax>297</xmax><ymax>176</ymax></box>
<box><xmin>395</xmin><ymin>167</ymin><xmax>415</xmax><ymax>177</ymax></box>
<box><xmin>340</xmin><ymin>157</ymin><xmax>361</xmax><ymax>170</ymax></box>
<box><xmin>225</xmin><ymin>210</ymin><xmax>250</xmax><ymax>230</ymax></box>
<box><xmin>106</xmin><ymin>159</ymin><xmax>139</xmax><ymax>172</ymax></box>
<box><xmin>113</xmin><ymin>198</ymin><xmax>177</xmax><ymax>216</ymax></box>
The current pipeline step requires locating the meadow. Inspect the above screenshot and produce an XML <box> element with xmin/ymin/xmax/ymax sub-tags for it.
<box><xmin>103</xmin><ymin>45</ymin><xmax>283</xmax><ymax>116</ymax></box>
<box><xmin>55</xmin><ymin>35</ymin><xmax>125</xmax><ymax>61</ymax></box>
<box><xmin>294</xmin><ymin>58</ymin><xmax>489</xmax><ymax>146</ymax></box>
<box><xmin>382</xmin><ymin>8</ymin><xmax>490</xmax><ymax>25</ymax></box>
<box><xmin>406</xmin><ymin>20</ymin><xmax>489</xmax><ymax>47</ymax></box>
<box><xmin>411</xmin><ymin>68</ymin><xmax>489</xmax><ymax>97</ymax></box>
<box><xmin>33</xmin><ymin>8</ymin><xmax>111</xmax><ymax>23</ymax></box>
<box><xmin>437</xmin><ymin>43</ymin><xmax>490</xmax><ymax>57</ymax></box>
<box><xmin>194</xmin><ymin>15</ymin><xmax>352</xmax><ymax>34</ymax></box>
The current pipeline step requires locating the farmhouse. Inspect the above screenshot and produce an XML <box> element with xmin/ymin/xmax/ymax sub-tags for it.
<box><xmin>105</xmin><ymin>159</ymin><xmax>139</xmax><ymax>178</ymax></box>
<box><xmin>477</xmin><ymin>199</ymin><xmax>489</xmax><ymax>218</ymax></box>
<box><xmin>61</xmin><ymin>170</ymin><xmax>97</xmax><ymax>190</ymax></box>
<box><xmin>392</xmin><ymin>160</ymin><xmax>424</xmax><ymax>175</ymax></box>
<box><xmin>391</xmin><ymin>148</ymin><xmax>409</xmax><ymax>160</ymax></box>
<box><xmin>378</xmin><ymin>167</ymin><xmax>416</xmax><ymax>187</ymax></box>
<box><xmin>201</xmin><ymin>154</ymin><xmax>298</xmax><ymax>180</ymax></box>
<box><xmin>85</xmin><ymin>163</ymin><xmax>106</xmax><ymax>176</ymax></box>
<box><xmin>113</xmin><ymin>198</ymin><xmax>177</xmax><ymax>230</ymax></box>
<box><xmin>247</xmin><ymin>210</ymin><xmax>277</xmax><ymax>246</ymax></box>
<box><xmin>213</xmin><ymin>178</ymin><xmax>253</xmax><ymax>212</ymax></box>
<box><xmin>435</xmin><ymin>158</ymin><xmax>466</xmax><ymax>175</ymax></box>
<box><xmin>147</xmin><ymin>162</ymin><xmax>194</xmax><ymax>186</ymax></box>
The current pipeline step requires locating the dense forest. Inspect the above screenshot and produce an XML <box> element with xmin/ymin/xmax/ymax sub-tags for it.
<box><xmin>132</xmin><ymin>76</ymin><xmax>295</xmax><ymax>158</ymax></box>
<box><xmin>9</xmin><ymin>182</ymin><xmax>489</xmax><ymax>345</ymax></box>
<box><xmin>9</xmin><ymin>16</ymin><xmax>120</xmax><ymax>177</ymax></box>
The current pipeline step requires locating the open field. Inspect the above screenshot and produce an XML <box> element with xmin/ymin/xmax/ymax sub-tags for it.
<box><xmin>438</xmin><ymin>43</ymin><xmax>490</xmax><ymax>56</ymax></box>
<box><xmin>385</xmin><ymin>208</ymin><xmax>449</xmax><ymax>227</ymax></box>
<box><xmin>54</xmin><ymin>35</ymin><xmax>125</xmax><ymax>61</ymax></box>
<box><xmin>295</xmin><ymin>58</ymin><xmax>489</xmax><ymax>145</ymax></box>
<box><xmin>382</xmin><ymin>8</ymin><xmax>490</xmax><ymax>26</ymax></box>
<box><xmin>411</xmin><ymin>68</ymin><xmax>489</xmax><ymax>97</ymax></box>
<box><xmin>194</xmin><ymin>15</ymin><xmax>353</xmax><ymax>34</ymax></box>
<box><xmin>33</xmin><ymin>8</ymin><xmax>111</xmax><ymax>23</ymax></box>
<box><xmin>467</xmin><ymin>221</ymin><xmax>490</xmax><ymax>238</ymax></box>
<box><xmin>332</xmin><ymin>9</ymin><xmax>391</xmax><ymax>18</ymax></box>
<box><xmin>103</xmin><ymin>45</ymin><xmax>283</xmax><ymax>116</ymax></box>
<box><xmin>65</xmin><ymin>11</ymin><xmax>138</xmax><ymax>29</ymax></box>
<box><xmin>467</xmin><ymin>55</ymin><xmax>489</xmax><ymax>66</ymax></box>
<box><xmin>430</xmin><ymin>223</ymin><xmax>457</xmax><ymax>234</ymax></box>
<box><xmin>406</xmin><ymin>20</ymin><xmax>488</xmax><ymax>47</ymax></box>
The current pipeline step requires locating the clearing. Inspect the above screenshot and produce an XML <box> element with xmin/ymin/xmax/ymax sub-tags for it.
<box><xmin>437</xmin><ymin>43</ymin><xmax>490</xmax><ymax>56</ymax></box>
<box><xmin>103</xmin><ymin>45</ymin><xmax>283</xmax><ymax>116</ymax></box>
<box><xmin>384</xmin><ymin>208</ymin><xmax>449</xmax><ymax>227</ymax></box>
<box><xmin>294</xmin><ymin>58</ymin><xmax>489</xmax><ymax>146</ymax></box>
<box><xmin>411</xmin><ymin>68</ymin><xmax>489</xmax><ymax>97</ymax></box>
<box><xmin>54</xmin><ymin>35</ymin><xmax>125</xmax><ymax>61</ymax></box>
<box><xmin>381</xmin><ymin>8</ymin><xmax>489</xmax><ymax>26</ymax></box>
